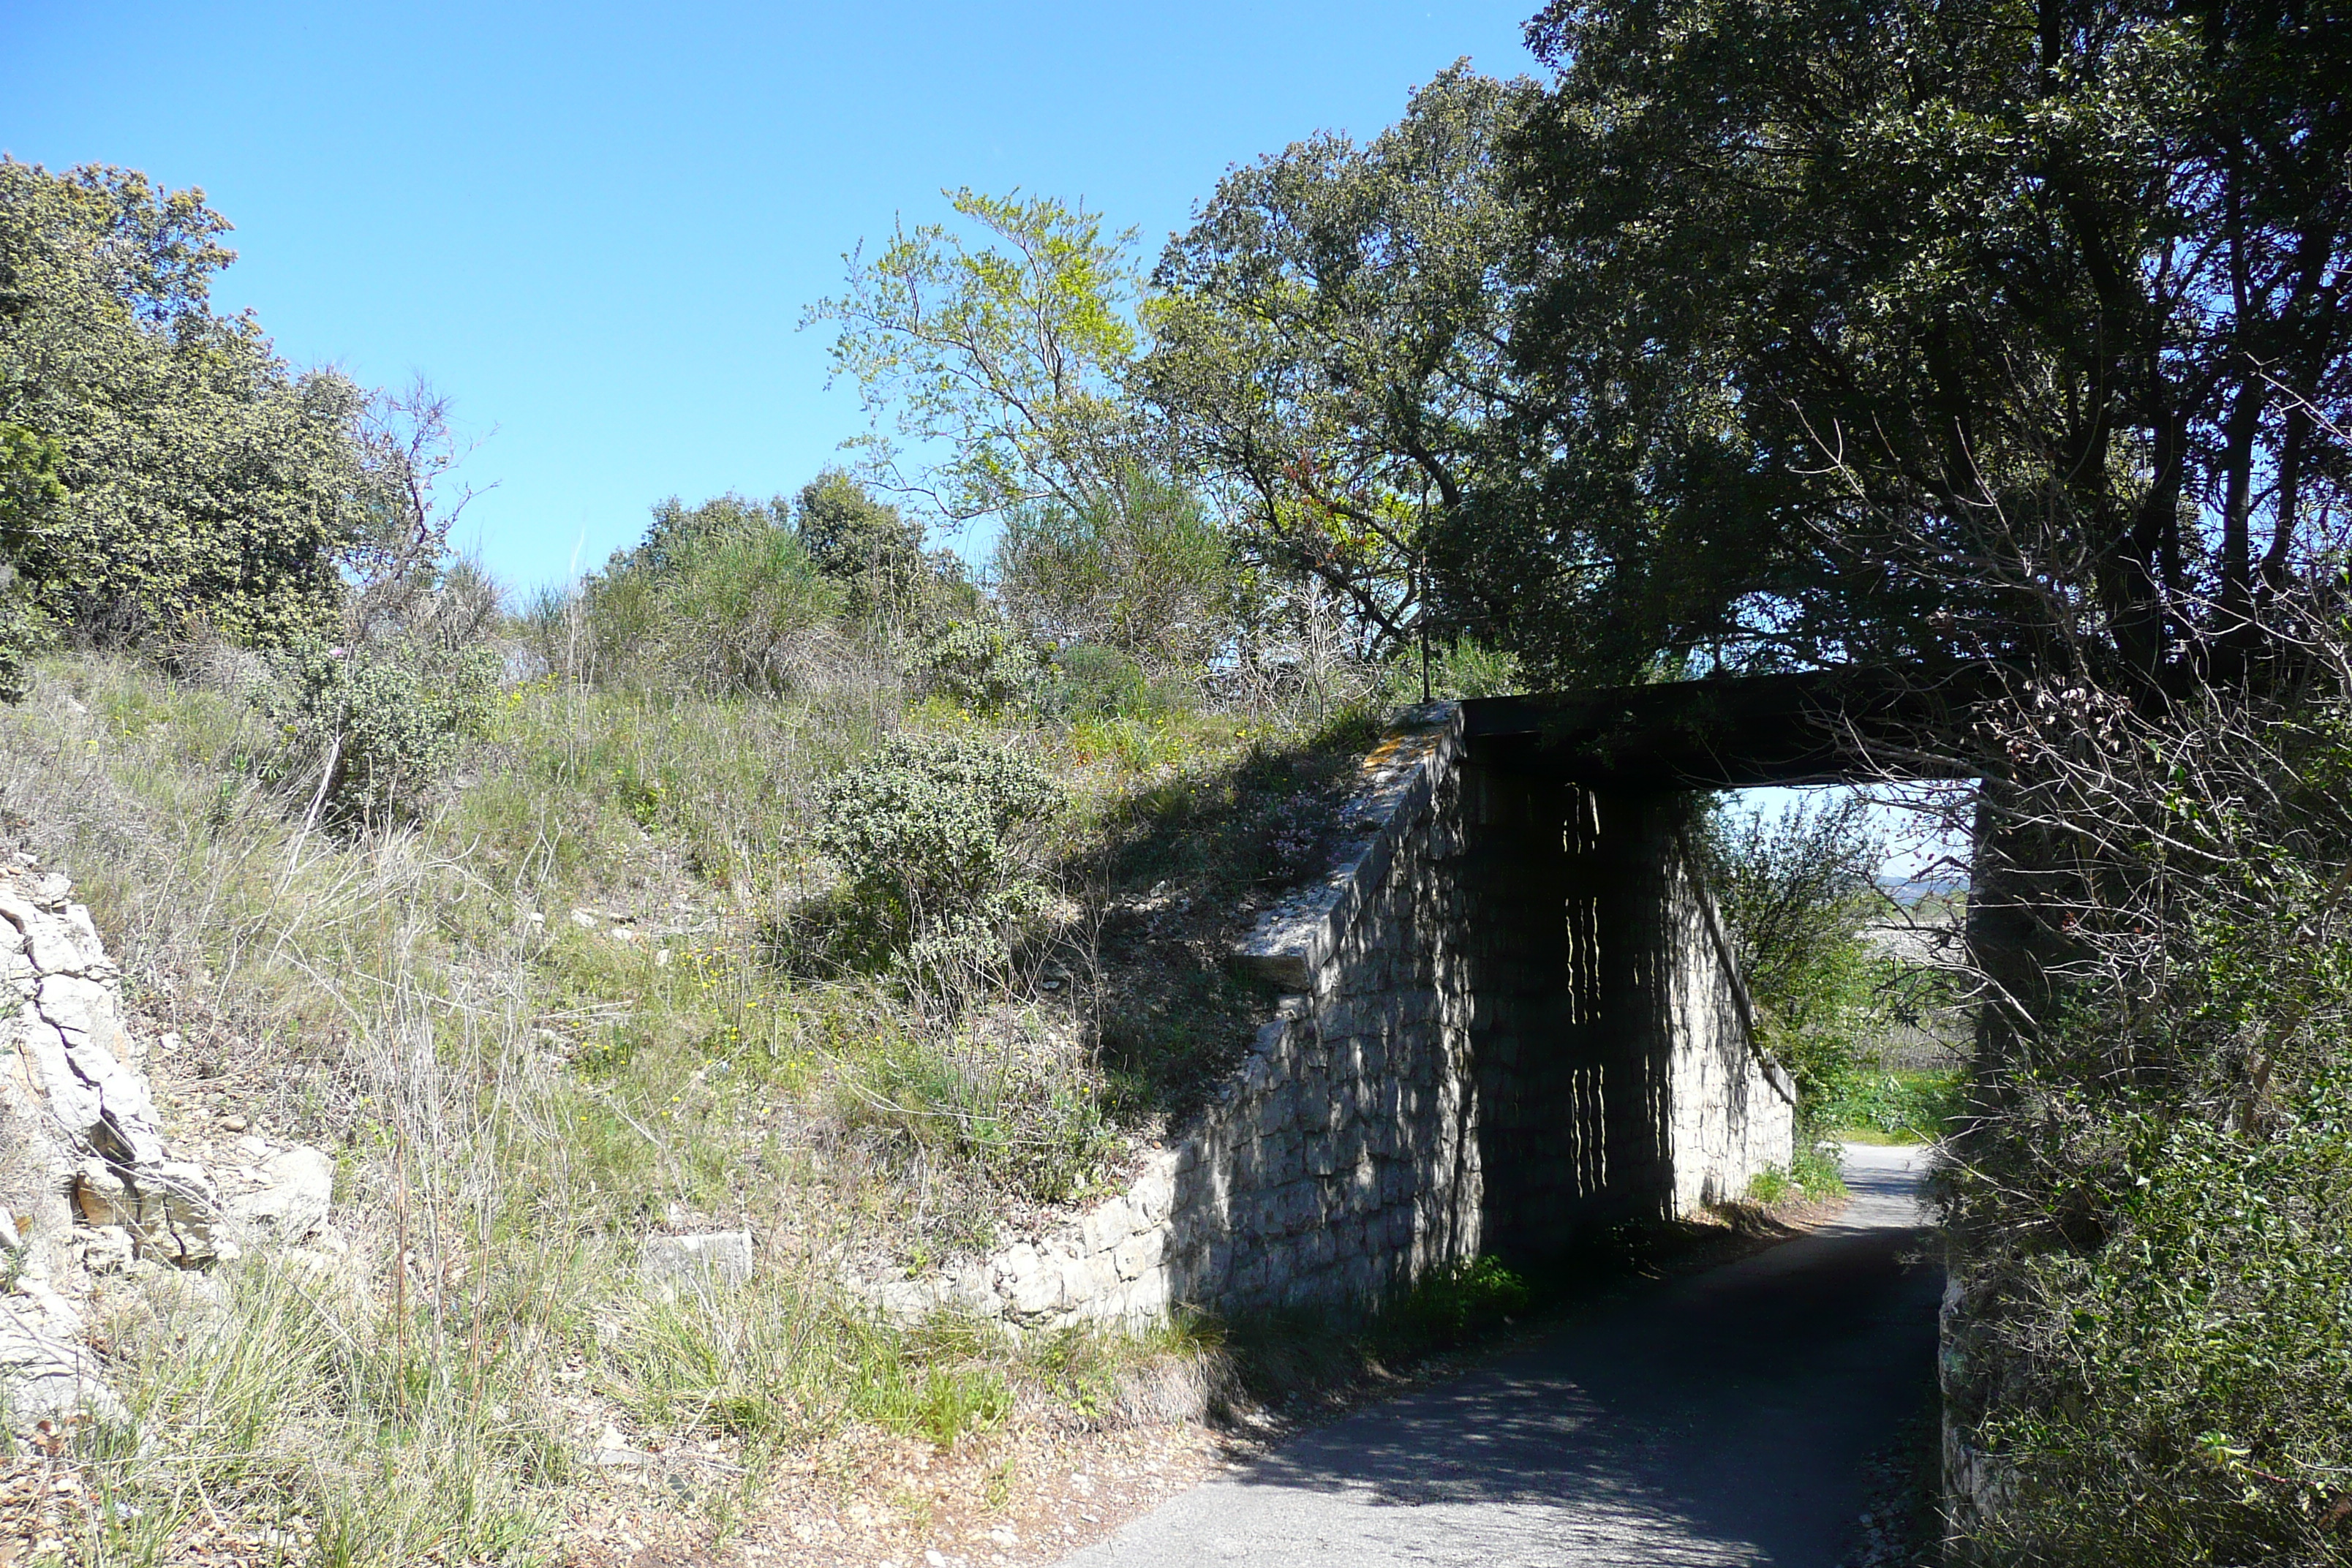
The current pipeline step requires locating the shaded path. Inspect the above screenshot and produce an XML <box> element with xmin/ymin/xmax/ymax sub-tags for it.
<box><xmin>1060</xmin><ymin>1144</ymin><xmax>1937</xmax><ymax>1567</ymax></box>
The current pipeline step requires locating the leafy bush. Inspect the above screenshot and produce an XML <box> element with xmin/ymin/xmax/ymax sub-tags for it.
<box><xmin>1968</xmin><ymin>1063</ymin><xmax>2352</xmax><ymax>1563</ymax></box>
<box><xmin>0</xmin><ymin>563</ymin><xmax>52</xmax><ymax>705</ymax></box>
<box><xmin>913</xmin><ymin>619</ymin><xmax>1040</xmax><ymax>714</ymax></box>
<box><xmin>1746</xmin><ymin>1142</ymin><xmax>1849</xmax><ymax>1204</ymax></box>
<box><xmin>990</xmin><ymin>468</ymin><xmax>1236</xmax><ymax>668</ymax></box>
<box><xmin>263</xmin><ymin>638</ymin><xmax>500</xmax><ymax>825</ymax></box>
<box><xmin>1040</xmin><ymin>642</ymin><xmax>1150</xmax><ymax>717</ymax></box>
<box><xmin>1702</xmin><ymin>793</ymin><xmax>1892</xmax><ymax>1109</ymax></box>
<box><xmin>1815</xmin><ymin>1068</ymin><xmax>1961</xmax><ymax>1142</ymax></box>
<box><xmin>796</xmin><ymin>470</ymin><xmax>957</xmax><ymax>627</ymax></box>
<box><xmin>1434</xmin><ymin>637</ymin><xmax>1522</xmax><ymax>698</ymax></box>
<box><xmin>1940</xmin><ymin>657</ymin><xmax>2352</xmax><ymax>1564</ymax></box>
<box><xmin>812</xmin><ymin>733</ymin><xmax>1060</xmax><ymax>981</ymax></box>
<box><xmin>573</xmin><ymin>494</ymin><xmax>845</xmax><ymax>693</ymax></box>
<box><xmin>1376</xmin><ymin>635</ymin><xmax>1524</xmax><ymax>704</ymax></box>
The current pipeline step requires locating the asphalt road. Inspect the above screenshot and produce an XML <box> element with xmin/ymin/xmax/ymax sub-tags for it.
<box><xmin>1060</xmin><ymin>1143</ymin><xmax>1939</xmax><ymax>1568</ymax></box>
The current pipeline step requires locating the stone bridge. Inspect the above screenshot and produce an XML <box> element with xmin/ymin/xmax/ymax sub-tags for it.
<box><xmin>910</xmin><ymin>668</ymin><xmax>1985</xmax><ymax>1329</ymax></box>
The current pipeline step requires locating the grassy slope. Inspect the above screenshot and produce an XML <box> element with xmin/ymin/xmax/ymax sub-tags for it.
<box><xmin>0</xmin><ymin>652</ymin><xmax>1371</xmax><ymax>1564</ymax></box>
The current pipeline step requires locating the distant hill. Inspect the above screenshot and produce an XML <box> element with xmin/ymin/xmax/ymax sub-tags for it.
<box><xmin>1877</xmin><ymin>872</ymin><xmax>1969</xmax><ymax>907</ymax></box>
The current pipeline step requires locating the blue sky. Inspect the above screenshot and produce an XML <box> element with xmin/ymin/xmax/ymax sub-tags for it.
<box><xmin>2</xmin><ymin>5</ymin><xmax>1970</xmax><ymax>875</ymax></box>
<box><xmin>3</xmin><ymin>0</ymin><xmax>1539</xmax><ymax>591</ymax></box>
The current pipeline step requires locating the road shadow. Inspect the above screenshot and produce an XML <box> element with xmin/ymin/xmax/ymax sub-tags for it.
<box><xmin>1076</xmin><ymin>1152</ymin><xmax>1942</xmax><ymax>1567</ymax></box>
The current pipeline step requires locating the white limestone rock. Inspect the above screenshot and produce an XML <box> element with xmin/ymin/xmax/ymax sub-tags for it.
<box><xmin>640</xmin><ymin>1230</ymin><xmax>753</xmax><ymax>1297</ymax></box>
<box><xmin>0</xmin><ymin>864</ymin><xmax>256</xmax><ymax>1433</ymax></box>
<box><xmin>0</xmin><ymin>1295</ymin><xmax>126</xmax><ymax>1435</ymax></box>
<box><xmin>128</xmin><ymin>1161</ymin><xmax>226</xmax><ymax>1264</ymax></box>
<box><xmin>227</xmin><ymin>1146</ymin><xmax>334</xmax><ymax>1243</ymax></box>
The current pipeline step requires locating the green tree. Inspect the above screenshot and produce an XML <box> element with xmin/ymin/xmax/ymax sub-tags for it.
<box><xmin>0</xmin><ymin>421</ymin><xmax>64</xmax><ymax>539</ymax></box>
<box><xmin>794</xmin><ymin>469</ymin><xmax>941</xmax><ymax>626</ymax></box>
<box><xmin>990</xmin><ymin>466</ymin><xmax>1235</xmax><ymax>668</ymax></box>
<box><xmin>1702</xmin><ymin>794</ymin><xmax>1891</xmax><ymax>1107</ymax></box>
<box><xmin>0</xmin><ymin>160</ymin><xmax>378</xmax><ymax>646</ymax></box>
<box><xmin>1452</xmin><ymin>0</ymin><xmax>2352</xmax><ymax>686</ymax></box>
<box><xmin>804</xmin><ymin>189</ymin><xmax>1145</xmax><ymax>527</ymax></box>
<box><xmin>0</xmin><ymin>422</ymin><xmax>64</xmax><ymax>699</ymax></box>
<box><xmin>1141</xmin><ymin>64</ymin><xmax>1531</xmax><ymax>655</ymax></box>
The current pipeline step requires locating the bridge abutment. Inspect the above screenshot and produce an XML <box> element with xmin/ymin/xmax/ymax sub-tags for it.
<box><xmin>908</xmin><ymin>704</ymin><xmax>1794</xmax><ymax>1330</ymax></box>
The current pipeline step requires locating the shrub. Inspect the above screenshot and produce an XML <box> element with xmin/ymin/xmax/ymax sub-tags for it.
<box><xmin>1940</xmin><ymin>655</ymin><xmax>2352</xmax><ymax>1564</ymax></box>
<box><xmin>1968</xmin><ymin>1064</ymin><xmax>2352</xmax><ymax>1564</ymax></box>
<box><xmin>1435</xmin><ymin>637</ymin><xmax>1522</xmax><ymax>698</ymax></box>
<box><xmin>263</xmin><ymin>638</ymin><xmax>500</xmax><ymax>825</ymax></box>
<box><xmin>990</xmin><ymin>468</ymin><xmax>1235</xmax><ymax>668</ymax></box>
<box><xmin>1747</xmin><ymin>1142</ymin><xmax>1849</xmax><ymax>1204</ymax></box>
<box><xmin>574</xmin><ymin>493</ymin><xmax>845</xmax><ymax>693</ymax></box>
<box><xmin>1040</xmin><ymin>642</ymin><xmax>1149</xmax><ymax>717</ymax></box>
<box><xmin>1815</xmin><ymin>1068</ymin><xmax>1962</xmax><ymax>1141</ymax></box>
<box><xmin>913</xmin><ymin>619</ymin><xmax>1040</xmax><ymax>713</ymax></box>
<box><xmin>1378</xmin><ymin>636</ymin><xmax>1524</xmax><ymax>704</ymax></box>
<box><xmin>795</xmin><ymin>470</ymin><xmax>949</xmax><ymax>627</ymax></box>
<box><xmin>812</xmin><ymin>733</ymin><xmax>1060</xmax><ymax>979</ymax></box>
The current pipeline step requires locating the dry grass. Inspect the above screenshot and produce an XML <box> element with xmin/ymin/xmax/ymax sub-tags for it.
<box><xmin>0</xmin><ymin>644</ymin><xmax>1377</xmax><ymax>1564</ymax></box>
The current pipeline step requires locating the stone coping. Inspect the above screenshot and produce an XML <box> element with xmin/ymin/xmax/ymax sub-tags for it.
<box><xmin>1231</xmin><ymin>703</ymin><xmax>1461</xmax><ymax>994</ymax></box>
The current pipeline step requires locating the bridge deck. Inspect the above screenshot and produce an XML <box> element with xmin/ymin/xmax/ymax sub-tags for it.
<box><xmin>1461</xmin><ymin>664</ymin><xmax>1994</xmax><ymax>789</ymax></box>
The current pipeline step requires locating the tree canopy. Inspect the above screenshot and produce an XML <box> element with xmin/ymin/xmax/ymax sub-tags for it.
<box><xmin>805</xmin><ymin>189</ymin><xmax>1147</xmax><ymax>529</ymax></box>
<box><xmin>1433</xmin><ymin>0</ymin><xmax>2351</xmax><ymax>687</ymax></box>
<box><xmin>1140</xmin><ymin>64</ymin><xmax>1531</xmax><ymax>655</ymax></box>
<box><xmin>0</xmin><ymin>161</ymin><xmax>380</xmax><ymax>645</ymax></box>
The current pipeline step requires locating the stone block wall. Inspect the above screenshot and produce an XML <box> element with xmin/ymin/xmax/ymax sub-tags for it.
<box><xmin>894</xmin><ymin>705</ymin><xmax>1794</xmax><ymax>1332</ymax></box>
<box><xmin>1662</xmin><ymin>836</ymin><xmax>1796</xmax><ymax>1210</ymax></box>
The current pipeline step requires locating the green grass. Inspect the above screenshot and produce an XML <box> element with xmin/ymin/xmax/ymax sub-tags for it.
<box><xmin>1817</xmin><ymin>1067</ymin><xmax>1963</xmax><ymax>1143</ymax></box>
<box><xmin>1746</xmin><ymin>1137</ymin><xmax>1851</xmax><ymax>1203</ymax></box>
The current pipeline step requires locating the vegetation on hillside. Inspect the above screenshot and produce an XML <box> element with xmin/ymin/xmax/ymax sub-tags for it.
<box><xmin>0</xmin><ymin>584</ymin><xmax>1415</xmax><ymax>1558</ymax></box>
<box><xmin>4</xmin><ymin>0</ymin><xmax>2348</xmax><ymax>1553</ymax></box>
<box><xmin>0</xmin><ymin>158</ymin><xmax>1454</xmax><ymax>1562</ymax></box>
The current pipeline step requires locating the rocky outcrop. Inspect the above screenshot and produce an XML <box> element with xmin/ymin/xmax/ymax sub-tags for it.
<box><xmin>0</xmin><ymin>856</ymin><xmax>338</xmax><ymax>1439</ymax></box>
